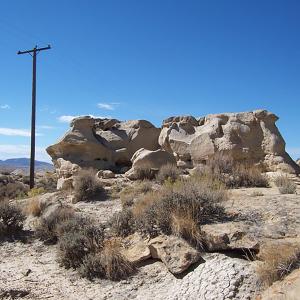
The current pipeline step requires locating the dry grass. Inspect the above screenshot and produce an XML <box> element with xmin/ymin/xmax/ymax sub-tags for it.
<box><xmin>0</xmin><ymin>201</ymin><xmax>25</xmax><ymax>238</ymax></box>
<box><xmin>100</xmin><ymin>239</ymin><xmax>136</xmax><ymax>281</ymax></box>
<box><xmin>79</xmin><ymin>239</ymin><xmax>136</xmax><ymax>281</ymax></box>
<box><xmin>257</xmin><ymin>243</ymin><xmax>300</xmax><ymax>288</ymax></box>
<box><xmin>171</xmin><ymin>212</ymin><xmax>203</xmax><ymax>246</ymax></box>
<box><xmin>156</xmin><ymin>164</ymin><xmax>181</xmax><ymax>183</ymax></box>
<box><xmin>274</xmin><ymin>175</ymin><xmax>297</xmax><ymax>194</ymax></box>
<box><xmin>120</xmin><ymin>181</ymin><xmax>153</xmax><ymax>208</ymax></box>
<box><xmin>134</xmin><ymin>165</ymin><xmax>157</xmax><ymax>180</ymax></box>
<box><xmin>73</xmin><ymin>169</ymin><xmax>106</xmax><ymax>202</ymax></box>
<box><xmin>25</xmin><ymin>198</ymin><xmax>43</xmax><ymax>217</ymax></box>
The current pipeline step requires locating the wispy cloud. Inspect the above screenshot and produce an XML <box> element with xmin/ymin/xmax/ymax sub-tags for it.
<box><xmin>58</xmin><ymin>115</ymin><xmax>78</xmax><ymax>123</ymax></box>
<box><xmin>58</xmin><ymin>115</ymin><xmax>111</xmax><ymax>123</ymax></box>
<box><xmin>0</xmin><ymin>128</ymin><xmax>43</xmax><ymax>137</ymax></box>
<box><xmin>0</xmin><ymin>144</ymin><xmax>51</xmax><ymax>162</ymax></box>
<box><xmin>38</xmin><ymin>125</ymin><xmax>55</xmax><ymax>130</ymax></box>
<box><xmin>0</xmin><ymin>104</ymin><xmax>10</xmax><ymax>109</ymax></box>
<box><xmin>97</xmin><ymin>102</ymin><xmax>120</xmax><ymax>111</ymax></box>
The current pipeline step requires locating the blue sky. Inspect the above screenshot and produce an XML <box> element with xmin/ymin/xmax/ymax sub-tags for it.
<box><xmin>0</xmin><ymin>0</ymin><xmax>299</xmax><ymax>162</ymax></box>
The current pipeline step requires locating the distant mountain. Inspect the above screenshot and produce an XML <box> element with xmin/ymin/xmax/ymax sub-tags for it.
<box><xmin>0</xmin><ymin>158</ymin><xmax>54</xmax><ymax>171</ymax></box>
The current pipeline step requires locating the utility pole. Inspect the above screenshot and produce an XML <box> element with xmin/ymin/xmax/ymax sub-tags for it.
<box><xmin>17</xmin><ymin>45</ymin><xmax>51</xmax><ymax>189</ymax></box>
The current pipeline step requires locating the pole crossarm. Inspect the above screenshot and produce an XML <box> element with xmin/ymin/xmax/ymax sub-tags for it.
<box><xmin>17</xmin><ymin>45</ymin><xmax>51</xmax><ymax>55</ymax></box>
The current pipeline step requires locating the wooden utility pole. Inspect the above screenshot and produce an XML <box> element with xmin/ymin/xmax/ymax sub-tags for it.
<box><xmin>17</xmin><ymin>45</ymin><xmax>51</xmax><ymax>189</ymax></box>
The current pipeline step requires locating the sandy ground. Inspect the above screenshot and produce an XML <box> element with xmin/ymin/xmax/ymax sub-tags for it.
<box><xmin>1</xmin><ymin>185</ymin><xmax>300</xmax><ymax>300</ymax></box>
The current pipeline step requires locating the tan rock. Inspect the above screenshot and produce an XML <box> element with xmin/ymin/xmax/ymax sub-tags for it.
<box><xmin>102</xmin><ymin>170</ymin><xmax>115</xmax><ymax>179</ymax></box>
<box><xmin>202</xmin><ymin>222</ymin><xmax>260</xmax><ymax>251</ymax></box>
<box><xmin>159</xmin><ymin>110</ymin><xmax>300</xmax><ymax>174</ymax></box>
<box><xmin>122</xmin><ymin>233</ymin><xmax>151</xmax><ymax>264</ymax></box>
<box><xmin>54</xmin><ymin>158</ymin><xmax>80</xmax><ymax>190</ymax></box>
<box><xmin>125</xmin><ymin>148</ymin><xmax>176</xmax><ymax>180</ymax></box>
<box><xmin>47</xmin><ymin>117</ymin><xmax>161</xmax><ymax>170</ymax></box>
<box><xmin>148</xmin><ymin>235</ymin><xmax>201</xmax><ymax>274</ymax></box>
<box><xmin>259</xmin><ymin>269</ymin><xmax>300</xmax><ymax>300</ymax></box>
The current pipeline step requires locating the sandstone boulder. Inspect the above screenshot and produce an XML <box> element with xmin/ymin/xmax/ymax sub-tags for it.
<box><xmin>125</xmin><ymin>148</ymin><xmax>176</xmax><ymax>180</ymax></box>
<box><xmin>121</xmin><ymin>233</ymin><xmax>151</xmax><ymax>264</ymax></box>
<box><xmin>97</xmin><ymin>170</ymin><xmax>115</xmax><ymax>179</ymax></box>
<box><xmin>55</xmin><ymin>158</ymin><xmax>81</xmax><ymax>190</ymax></box>
<box><xmin>47</xmin><ymin>117</ymin><xmax>161</xmax><ymax>170</ymax></box>
<box><xmin>159</xmin><ymin>110</ymin><xmax>300</xmax><ymax>174</ymax></box>
<box><xmin>201</xmin><ymin>222</ymin><xmax>260</xmax><ymax>251</ymax></box>
<box><xmin>148</xmin><ymin>235</ymin><xmax>201</xmax><ymax>274</ymax></box>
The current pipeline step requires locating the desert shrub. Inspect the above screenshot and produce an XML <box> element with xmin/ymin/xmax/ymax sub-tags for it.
<box><xmin>79</xmin><ymin>253</ymin><xmax>105</xmax><ymax>280</ymax></box>
<box><xmin>100</xmin><ymin>240</ymin><xmax>136</xmax><ymax>281</ymax></box>
<box><xmin>120</xmin><ymin>181</ymin><xmax>153</xmax><ymax>208</ymax></box>
<box><xmin>35</xmin><ymin>207</ymin><xmax>75</xmax><ymax>243</ymax></box>
<box><xmin>157</xmin><ymin>164</ymin><xmax>181</xmax><ymax>183</ymax></box>
<box><xmin>274</xmin><ymin>175</ymin><xmax>297</xmax><ymax>194</ymax></box>
<box><xmin>134</xmin><ymin>175</ymin><xmax>227</xmax><ymax>238</ymax></box>
<box><xmin>36</xmin><ymin>172</ymin><xmax>58</xmax><ymax>192</ymax></box>
<box><xmin>58</xmin><ymin>222</ymin><xmax>105</xmax><ymax>269</ymax></box>
<box><xmin>79</xmin><ymin>240</ymin><xmax>135</xmax><ymax>281</ymax></box>
<box><xmin>0</xmin><ymin>181</ymin><xmax>28</xmax><ymax>200</ymax></box>
<box><xmin>205</xmin><ymin>154</ymin><xmax>269</xmax><ymax>188</ymax></box>
<box><xmin>0</xmin><ymin>201</ymin><xmax>25</xmax><ymax>237</ymax></box>
<box><xmin>226</xmin><ymin>164</ymin><xmax>269</xmax><ymax>188</ymax></box>
<box><xmin>207</xmin><ymin>152</ymin><xmax>234</xmax><ymax>175</ymax></box>
<box><xmin>134</xmin><ymin>166</ymin><xmax>156</xmax><ymax>180</ymax></box>
<box><xmin>27</xmin><ymin>187</ymin><xmax>45</xmax><ymax>198</ymax></box>
<box><xmin>108</xmin><ymin>209</ymin><xmax>135</xmax><ymax>237</ymax></box>
<box><xmin>73</xmin><ymin>169</ymin><xmax>106</xmax><ymax>202</ymax></box>
<box><xmin>257</xmin><ymin>243</ymin><xmax>300</xmax><ymax>287</ymax></box>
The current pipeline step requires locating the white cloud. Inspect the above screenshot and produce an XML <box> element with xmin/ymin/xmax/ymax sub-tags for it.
<box><xmin>38</xmin><ymin>125</ymin><xmax>55</xmax><ymax>130</ymax></box>
<box><xmin>0</xmin><ymin>128</ymin><xmax>43</xmax><ymax>137</ymax></box>
<box><xmin>0</xmin><ymin>104</ymin><xmax>10</xmax><ymax>109</ymax></box>
<box><xmin>0</xmin><ymin>144</ymin><xmax>51</xmax><ymax>162</ymax></box>
<box><xmin>97</xmin><ymin>102</ymin><xmax>120</xmax><ymax>110</ymax></box>
<box><xmin>58</xmin><ymin>115</ymin><xmax>111</xmax><ymax>123</ymax></box>
<box><xmin>58</xmin><ymin>115</ymin><xmax>78</xmax><ymax>123</ymax></box>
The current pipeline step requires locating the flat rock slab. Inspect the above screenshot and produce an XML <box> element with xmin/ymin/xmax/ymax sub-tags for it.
<box><xmin>148</xmin><ymin>235</ymin><xmax>201</xmax><ymax>274</ymax></box>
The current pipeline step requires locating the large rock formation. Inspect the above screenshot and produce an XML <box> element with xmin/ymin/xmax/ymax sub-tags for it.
<box><xmin>159</xmin><ymin>110</ymin><xmax>300</xmax><ymax>174</ymax></box>
<box><xmin>47</xmin><ymin>110</ymin><xmax>299</xmax><ymax>180</ymax></box>
<box><xmin>47</xmin><ymin>117</ymin><xmax>161</xmax><ymax>170</ymax></box>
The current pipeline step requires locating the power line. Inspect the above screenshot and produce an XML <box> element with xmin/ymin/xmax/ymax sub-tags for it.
<box><xmin>17</xmin><ymin>45</ymin><xmax>51</xmax><ymax>189</ymax></box>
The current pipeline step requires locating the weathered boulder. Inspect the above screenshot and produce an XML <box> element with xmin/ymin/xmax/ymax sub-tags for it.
<box><xmin>159</xmin><ymin>110</ymin><xmax>300</xmax><ymax>174</ymax></box>
<box><xmin>47</xmin><ymin>116</ymin><xmax>161</xmax><ymax>170</ymax></box>
<box><xmin>125</xmin><ymin>148</ymin><xmax>176</xmax><ymax>179</ymax></box>
<box><xmin>97</xmin><ymin>170</ymin><xmax>115</xmax><ymax>179</ymax></box>
<box><xmin>121</xmin><ymin>233</ymin><xmax>151</xmax><ymax>264</ymax></box>
<box><xmin>55</xmin><ymin>158</ymin><xmax>81</xmax><ymax>190</ymax></box>
<box><xmin>297</xmin><ymin>159</ymin><xmax>300</xmax><ymax>166</ymax></box>
<box><xmin>148</xmin><ymin>235</ymin><xmax>201</xmax><ymax>274</ymax></box>
<box><xmin>202</xmin><ymin>222</ymin><xmax>260</xmax><ymax>251</ymax></box>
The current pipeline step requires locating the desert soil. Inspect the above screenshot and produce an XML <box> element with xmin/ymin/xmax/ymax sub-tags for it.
<box><xmin>1</xmin><ymin>186</ymin><xmax>300</xmax><ymax>300</ymax></box>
